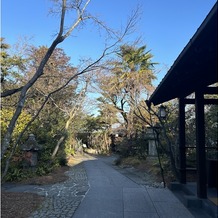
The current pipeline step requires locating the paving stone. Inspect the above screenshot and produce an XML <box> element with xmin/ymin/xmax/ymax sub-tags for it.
<box><xmin>28</xmin><ymin>159</ymin><xmax>90</xmax><ymax>218</ymax></box>
<box><xmin>4</xmin><ymin>154</ymin><xmax>196</xmax><ymax>218</ymax></box>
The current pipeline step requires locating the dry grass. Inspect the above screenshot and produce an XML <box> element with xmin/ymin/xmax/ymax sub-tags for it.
<box><xmin>117</xmin><ymin>156</ymin><xmax>177</xmax><ymax>185</ymax></box>
<box><xmin>120</xmin><ymin>156</ymin><xmax>143</xmax><ymax>167</ymax></box>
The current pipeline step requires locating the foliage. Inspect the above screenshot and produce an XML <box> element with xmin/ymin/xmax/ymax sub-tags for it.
<box><xmin>76</xmin><ymin>113</ymin><xmax>114</xmax><ymax>153</ymax></box>
<box><xmin>0</xmin><ymin>44</ymin><xmax>77</xmax><ymax>180</ymax></box>
<box><xmin>205</xmin><ymin>105</ymin><xmax>218</xmax><ymax>149</ymax></box>
<box><xmin>115</xmin><ymin>136</ymin><xmax>147</xmax><ymax>159</ymax></box>
<box><xmin>0</xmin><ymin>37</ymin><xmax>27</xmax><ymax>85</ymax></box>
<box><xmin>2</xmin><ymin>144</ymin><xmax>68</xmax><ymax>182</ymax></box>
<box><xmin>64</xmin><ymin>147</ymin><xmax>75</xmax><ymax>156</ymax></box>
<box><xmin>97</xmin><ymin>44</ymin><xmax>156</xmax><ymax>141</ymax></box>
<box><xmin>1</xmin><ymin>108</ymin><xmax>32</xmax><ymax>142</ymax></box>
<box><xmin>1</xmin><ymin>0</ymin><xmax>140</xmax><ymax>168</ymax></box>
<box><xmin>82</xmin><ymin>115</ymin><xmax>103</xmax><ymax>133</ymax></box>
<box><xmin>184</xmin><ymin>104</ymin><xmax>218</xmax><ymax>160</ymax></box>
<box><xmin>1</xmin><ymin>0</ymin><xmax>144</xmax><ymax>183</ymax></box>
<box><xmin>4</xmin><ymin>168</ymin><xmax>28</xmax><ymax>182</ymax></box>
<box><xmin>1</xmin><ymin>108</ymin><xmax>32</xmax><ymax>173</ymax></box>
<box><xmin>119</xmin><ymin>156</ymin><xmax>141</xmax><ymax>167</ymax></box>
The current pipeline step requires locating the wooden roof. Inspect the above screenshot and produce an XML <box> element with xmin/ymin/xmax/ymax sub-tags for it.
<box><xmin>148</xmin><ymin>3</ymin><xmax>217</xmax><ymax>106</ymax></box>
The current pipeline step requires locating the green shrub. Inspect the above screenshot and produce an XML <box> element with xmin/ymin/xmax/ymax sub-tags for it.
<box><xmin>64</xmin><ymin>147</ymin><xmax>75</xmax><ymax>156</ymax></box>
<box><xmin>116</xmin><ymin>138</ymin><xmax>148</xmax><ymax>159</ymax></box>
<box><xmin>36</xmin><ymin>162</ymin><xmax>54</xmax><ymax>176</ymax></box>
<box><xmin>3</xmin><ymin>164</ymin><xmax>36</xmax><ymax>182</ymax></box>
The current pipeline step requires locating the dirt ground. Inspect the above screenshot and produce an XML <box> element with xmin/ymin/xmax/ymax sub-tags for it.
<box><xmin>1</xmin><ymin>152</ymin><xmax>90</xmax><ymax>218</ymax></box>
<box><xmin>1</xmin><ymin>166</ymin><xmax>70</xmax><ymax>218</ymax></box>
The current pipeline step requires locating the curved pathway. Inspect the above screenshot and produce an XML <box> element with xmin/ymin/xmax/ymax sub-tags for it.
<box><xmin>2</xmin><ymin>154</ymin><xmax>195</xmax><ymax>218</ymax></box>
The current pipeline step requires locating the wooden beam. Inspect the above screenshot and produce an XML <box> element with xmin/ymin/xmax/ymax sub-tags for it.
<box><xmin>179</xmin><ymin>98</ymin><xmax>186</xmax><ymax>184</ymax></box>
<box><xmin>195</xmin><ymin>90</ymin><xmax>207</xmax><ymax>199</ymax></box>
<box><xmin>184</xmin><ymin>98</ymin><xmax>218</xmax><ymax>105</ymax></box>
<box><xmin>203</xmin><ymin>99</ymin><xmax>218</xmax><ymax>104</ymax></box>
<box><xmin>203</xmin><ymin>86</ymin><xmax>218</xmax><ymax>94</ymax></box>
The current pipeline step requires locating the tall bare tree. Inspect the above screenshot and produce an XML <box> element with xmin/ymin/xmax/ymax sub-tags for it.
<box><xmin>51</xmin><ymin>76</ymin><xmax>90</xmax><ymax>158</ymax></box>
<box><xmin>1</xmin><ymin>0</ymin><xmax>139</xmax><ymax>160</ymax></box>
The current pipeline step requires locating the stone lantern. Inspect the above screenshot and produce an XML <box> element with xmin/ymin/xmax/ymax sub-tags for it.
<box><xmin>21</xmin><ymin>134</ymin><xmax>41</xmax><ymax>169</ymax></box>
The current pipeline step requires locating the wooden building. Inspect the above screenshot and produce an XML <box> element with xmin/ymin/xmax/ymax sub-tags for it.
<box><xmin>148</xmin><ymin>3</ymin><xmax>217</xmax><ymax>199</ymax></box>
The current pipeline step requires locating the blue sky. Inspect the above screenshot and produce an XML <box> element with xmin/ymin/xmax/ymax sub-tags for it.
<box><xmin>1</xmin><ymin>0</ymin><xmax>216</xmax><ymax>85</ymax></box>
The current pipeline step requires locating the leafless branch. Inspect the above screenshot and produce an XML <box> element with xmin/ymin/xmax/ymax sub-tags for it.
<box><xmin>1</xmin><ymin>87</ymin><xmax>24</xmax><ymax>98</ymax></box>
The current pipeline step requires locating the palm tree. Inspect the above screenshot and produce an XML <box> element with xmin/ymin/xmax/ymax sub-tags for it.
<box><xmin>102</xmin><ymin>44</ymin><xmax>157</xmax><ymax>138</ymax></box>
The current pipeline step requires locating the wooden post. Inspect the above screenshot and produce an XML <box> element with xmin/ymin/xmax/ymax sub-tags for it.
<box><xmin>195</xmin><ymin>90</ymin><xmax>207</xmax><ymax>198</ymax></box>
<box><xmin>179</xmin><ymin>98</ymin><xmax>186</xmax><ymax>184</ymax></box>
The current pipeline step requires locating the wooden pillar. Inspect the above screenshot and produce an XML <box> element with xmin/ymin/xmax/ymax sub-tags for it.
<box><xmin>179</xmin><ymin>98</ymin><xmax>186</xmax><ymax>183</ymax></box>
<box><xmin>195</xmin><ymin>91</ymin><xmax>207</xmax><ymax>198</ymax></box>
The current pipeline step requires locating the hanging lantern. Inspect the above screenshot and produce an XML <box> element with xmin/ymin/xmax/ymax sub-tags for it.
<box><xmin>158</xmin><ymin>105</ymin><xmax>167</xmax><ymax>119</ymax></box>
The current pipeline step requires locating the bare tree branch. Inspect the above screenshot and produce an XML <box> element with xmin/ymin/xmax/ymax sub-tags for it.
<box><xmin>1</xmin><ymin>0</ymin><xmax>92</xmax><ymax>159</ymax></box>
<box><xmin>1</xmin><ymin>87</ymin><xmax>23</xmax><ymax>97</ymax></box>
<box><xmin>1</xmin><ymin>0</ymin><xmax>140</xmax><ymax>182</ymax></box>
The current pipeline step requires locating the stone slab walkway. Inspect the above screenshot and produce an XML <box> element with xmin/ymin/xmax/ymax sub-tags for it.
<box><xmin>2</xmin><ymin>154</ymin><xmax>197</xmax><ymax>218</ymax></box>
<box><xmin>73</xmin><ymin>156</ymin><xmax>194</xmax><ymax>218</ymax></box>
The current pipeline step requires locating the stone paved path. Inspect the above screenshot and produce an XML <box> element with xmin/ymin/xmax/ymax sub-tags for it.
<box><xmin>73</xmin><ymin>156</ymin><xmax>194</xmax><ymax>218</ymax></box>
<box><xmin>29</xmin><ymin>161</ymin><xmax>90</xmax><ymax>218</ymax></box>
<box><xmin>27</xmin><ymin>154</ymin><xmax>195</xmax><ymax>218</ymax></box>
<box><xmin>2</xmin><ymin>154</ymin><xmax>197</xmax><ymax>217</ymax></box>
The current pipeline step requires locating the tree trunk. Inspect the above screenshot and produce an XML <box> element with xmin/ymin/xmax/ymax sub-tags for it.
<box><xmin>1</xmin><ymin>39</ymin><xmax>62</xmax><ymax>160</ymax></box>
<box><xmin>104</xmin><ymin>131</ymin><xmax>109</xmax><ymax>152</ymax></box>
<box><xmin>51</xmin><ymin>136</ymin><xmax>66</xmax><ymax>158</ymax></box>
<box><xmin>1</xmin><ymin>0</ymin><xmax>89</xmax><ymax>159</ymax></box>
